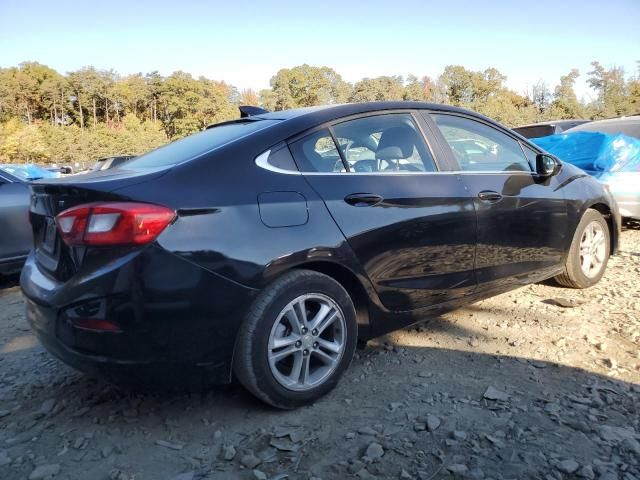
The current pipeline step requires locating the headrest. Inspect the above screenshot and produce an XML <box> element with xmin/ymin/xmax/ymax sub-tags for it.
<box><xmin>376</xmin><ymin>126</ymin><xmax>417</xmax><ymax>160</ymax></box>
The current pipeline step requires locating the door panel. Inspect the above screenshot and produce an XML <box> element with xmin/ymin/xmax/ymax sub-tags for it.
<box><xmin>462</xmin><ymin>172</ymin><xmax>568</xmax><ymax>289</ymax></box>
<box><xmin>289</xmin><ymin>113</ymin><xmax>477</xmax><ymax>311</ymax></box>
<box><xmin>429</xmin><ymin>112</ymin><xmax>569</xmax><ymax>290</ymax></box>
<box><xmin>303</xmin><ymin>174</ymin><xmax>477</xmax><ymax>310</ymax></box>
<box><xmin>0</xmin><ymin>181</ymin><xmax>32</xmax><ymax>260</ymax></box>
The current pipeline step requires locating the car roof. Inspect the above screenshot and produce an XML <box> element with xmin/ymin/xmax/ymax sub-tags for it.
<box><xmin>242</xmin><ymin>101</ymin><xmax>511</xmax><ymax>140</ymax></box>
<box><xmin>196</xmin><ymin>101</ymin><xmax>544</xmax><ymax>168</ymax></box>
<box><xmin>564</xmin><ymin>115</ymin><xmax>640</xmax><ymax>138</ymax></box>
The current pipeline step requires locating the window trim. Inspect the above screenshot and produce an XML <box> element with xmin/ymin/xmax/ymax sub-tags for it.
<box><xmin>286</xmin><ymin>110</ymin><xmax>443</xmax><ymax>175</ymax></box>
<box><xmin>327</xmin><ymin>127</ymin><xmax>351</xmax><ymax>172</ymax></box>
<box><xmin>427</xmin><ymin>111</ymin><xmax>538</xmax><ymax>175</ymax></box>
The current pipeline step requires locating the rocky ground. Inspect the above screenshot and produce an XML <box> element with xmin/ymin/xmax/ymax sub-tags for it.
<box><xmin>0</xmin><ymin>226</ymin><xmax>639</xmax><ymax>480</ymax></box>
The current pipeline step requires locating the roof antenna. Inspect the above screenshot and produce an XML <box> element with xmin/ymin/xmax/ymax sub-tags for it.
<box><xmin>239</xmin><ymin>105</ymin><xmax>270</xmax><ymax>118</ymax></box>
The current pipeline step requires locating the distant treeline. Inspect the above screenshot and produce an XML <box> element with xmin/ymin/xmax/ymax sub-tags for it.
<box><xmin>0</xmin><ymin>61</ymin><xmax>638</xmax><ymax>165</ymax></box>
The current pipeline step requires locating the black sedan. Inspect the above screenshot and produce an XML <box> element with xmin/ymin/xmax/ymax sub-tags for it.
<box><xmin>20</xmin><ymin>102</ymin><xmax>620</xmax><ymax>408</ymax></box>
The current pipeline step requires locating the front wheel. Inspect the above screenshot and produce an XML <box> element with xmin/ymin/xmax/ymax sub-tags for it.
<box><xmin>233</xmin><ymin>270</ymin><xmax>357</xmax><ymax>409</ymax></box>
<box><xmin>555</xmin><ymin>209</ymin><xmax>610</xmax><ymax>288</ymax></box>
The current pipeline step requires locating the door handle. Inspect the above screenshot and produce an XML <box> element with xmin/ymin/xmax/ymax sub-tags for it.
<box><xmin>477</xmin><ymin>190</ymin><xmax>503</xmax><ymax>202</ymax></box>
<box><xmin>344</xmin><ymin>193</ymin><xmax>384</xmax><ymax>207</ymax></box>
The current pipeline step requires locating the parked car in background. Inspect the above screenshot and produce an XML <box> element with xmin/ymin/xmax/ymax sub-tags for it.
<box><xmin>564</xmin><ymin>115</ymin><xmax>640</xmax><ymax>137</ymax></box>
<box><xmin>0</xmin><ymin>164</ymin><xmax>60</xmax><ymax>181</ymax></box>
<box><xmin>514</xmin><ymin>119</ymin><xmax>590</xmax><ymax>139</ymax></box>
<box><xmin>21</xmin><ymin>102</ymin><xmax>620</xmax><ymax>408</ymax></box>
<box><xmin>534</xmin><ymin>116</ymin><xmax>640</xmax><ymax>221</ymax></box>
<box><xmin>47</xmin><ymin>165</ymin><xmax>74</xmax><ymax>175</ymax></box>
<box><xmin>90</xmin><ymin>155</ymin><xmax>135</xmax><ymax>172</ymax></box>
<box><xmin>0</xmin><ymin>168</ymin><xmax>32</xmax><ymax>275</ymax></box>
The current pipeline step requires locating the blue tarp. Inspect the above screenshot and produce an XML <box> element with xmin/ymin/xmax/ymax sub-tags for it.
<box><xmin>531</xmin><ymin>131</ymin><xmax>640</xmax><ymax>177</ymax></box>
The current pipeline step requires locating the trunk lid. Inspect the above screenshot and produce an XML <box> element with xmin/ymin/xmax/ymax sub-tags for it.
<box><xmin>29</xmin><ymin>167</ymin><xmax>169</xmax><ymax>281</ymax></box>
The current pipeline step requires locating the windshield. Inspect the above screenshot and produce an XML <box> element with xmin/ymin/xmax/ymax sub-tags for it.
<box><xmin>124</xmin><ymin>120</ymin><xmax>279</xmax><ymax>169</ymax></box>
<box><xmin>0</xmin><ymin>164</ymin><xmax>59</xmax><ymax>181</ymax></box>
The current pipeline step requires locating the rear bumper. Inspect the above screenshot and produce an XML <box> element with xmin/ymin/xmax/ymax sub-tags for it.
<box><xmin>20</xmin><ymin>245</ymin><xmax>258</xmax><ymax>387</ymax></box>
<box><xmin>0</xmin><ymin>254</ymin><xmax>27</xmax><ymax>276</ymax></box>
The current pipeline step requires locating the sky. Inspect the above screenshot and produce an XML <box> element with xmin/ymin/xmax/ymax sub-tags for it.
<box><xmin>1</xmin><ymin>0</ymin><xmax>639</xmax><ymax>101</ymax></box>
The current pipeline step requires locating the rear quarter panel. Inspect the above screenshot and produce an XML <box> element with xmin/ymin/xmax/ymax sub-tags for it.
<box><xmin>111</xmin><ymin>143</ymin><xmax>379</xmax><ymax>303</ymax></box>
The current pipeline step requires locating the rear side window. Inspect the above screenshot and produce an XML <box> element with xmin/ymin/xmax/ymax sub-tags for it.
<box><xmin>289</xmin><ymin>129</ymin><xmax>347</xmax><ymax>173</ymax></box>
<box><xmin>125</xmin><ymin>120</ymin><xmax>278</xmax><ymax>169</ymax></box>
<box><xmin>432</xmin><ymin>114</ymin><xmax>532</xmax><ymax>172</ymax></box>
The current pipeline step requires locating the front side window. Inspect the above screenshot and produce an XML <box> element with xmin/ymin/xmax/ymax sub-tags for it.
<box><xmin>431</xmin><ymin>114</ymin><xmax>532</xmax><ymax>172</ymax></box>
<box><xmin>289</xmin><ymin>113</ymin><xmax>436</xmax><ymax>173</ymax></box>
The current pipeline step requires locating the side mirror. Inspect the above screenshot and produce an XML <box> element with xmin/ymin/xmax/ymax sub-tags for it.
<box><xmin>536</xmin><ymin>153</ymin><xmax>559</xmax><ymax>177</ymax></box>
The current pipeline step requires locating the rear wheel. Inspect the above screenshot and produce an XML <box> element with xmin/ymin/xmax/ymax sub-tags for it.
<box><xmin>555</xmin><ymin>209</ymin><xmax>610</xmax><ymax>288</ymax></box>
<box><xmin>233</xmin><ymin>270</ymin><xmax>357</xmax><ymax>409</ymax></box>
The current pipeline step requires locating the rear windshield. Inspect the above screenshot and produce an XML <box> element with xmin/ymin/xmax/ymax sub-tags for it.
<box><xmin>124</xmin><ymin>120</ymin><xmax>278</xmax><ymax>169</ymax></box>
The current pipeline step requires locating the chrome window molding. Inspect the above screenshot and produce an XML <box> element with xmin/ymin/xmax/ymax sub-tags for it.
<box><xmin>255</xmin><ymin>150</ymin><xmax>538</xmax><ymax>178</ymax></box>
<box><xmin>300</xmin><ymin>170</ymin><xmax>536</xmax><ymax>176</ymax></box>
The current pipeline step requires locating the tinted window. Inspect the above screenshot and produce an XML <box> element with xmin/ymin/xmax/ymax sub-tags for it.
<box><xmin>290</xmin><ymin>114</ymin><xmax>436</xmax><ymax>173</ymax></box>
<box><xmin>289</xmin><ymin>129</ymin><xmax>347</xmax><ymax>173</ymax></box>
<box><xmin>267</xmin><ymin>145</ymin><xmax>298</xmax><ymax>171</ymax></box>
<box><xmin>125</xmin><ymin>120</ymin><xmax>278</xmax><ymax>169</ymax></box>
<box><xmin>432</xmin><ymin>114</ymin><xmax>532</xmax><ymax>172</ymax></box>
<box><xmin>333</xmin><ymin>114</ymin><xmax>436</xmax><ymax>173</ymax></box>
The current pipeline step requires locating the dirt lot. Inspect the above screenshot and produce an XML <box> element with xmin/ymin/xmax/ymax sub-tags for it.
<box><xmin>1</xmin><ymin>227</ymin><xmax>639</xmax><ymax>480</ymax></box>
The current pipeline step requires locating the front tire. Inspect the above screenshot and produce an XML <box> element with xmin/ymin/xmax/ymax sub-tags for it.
<box><xmin>233</xmin><ymin>270</ymin><xmax>357</xmax><ymax>409</ymax></box>
<box><xmin>555</xmin><ymin>209</ymin><xmax>610</xmax><ymax>288</ymax></box>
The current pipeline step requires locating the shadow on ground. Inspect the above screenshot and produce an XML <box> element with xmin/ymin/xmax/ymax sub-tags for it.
<box><xmin>1</xmin><ymin>312</ymin><xmax>638</xmax><ymax>480</ymax></box>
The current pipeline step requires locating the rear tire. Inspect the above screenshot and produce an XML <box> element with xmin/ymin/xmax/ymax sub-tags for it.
<box><xmin>233</xmin><ymin>270</ymin><xmax>357</xmax><ymax>409</ymax></box>
<box><xmin>555</xmin><ymin>209</ymin><xmax>610</xmax><ymax>288</ymax></box>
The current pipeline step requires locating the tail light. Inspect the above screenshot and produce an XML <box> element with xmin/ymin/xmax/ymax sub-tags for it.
<box><xmin>55</xmin><ymin>202</ymin><xmax>175</xmax><ymax>246</ymax></box>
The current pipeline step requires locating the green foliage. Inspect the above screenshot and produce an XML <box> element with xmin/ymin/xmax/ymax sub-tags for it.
<box><xmin>587</xmin><ymin>61</ymin><xmax>629</xmax><ymax>118</ymax></box>
<box><xmin>548</xmin><ymin>69</ymin><xmax>585</xmax><ymax>119</ymax></box>
<box><xmin>403</xmin><ymin>75</ymin><xmax>436</xmax><ymax>102</ymax></box>
<box><xmin>268</xmin><ymin>64</ymin><xmax>350</xmax><ymax>110</ymax></box>
<box><xmin>0</xmin><ymin>60</ymin><xmax>638</xmax><ymax>165</ymax></box>
<box><xmin>350</xmin><ymin>76</ymin><xmax>405</xmax><ymax>102</ymax></box>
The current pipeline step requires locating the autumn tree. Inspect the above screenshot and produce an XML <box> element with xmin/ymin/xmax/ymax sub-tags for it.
<box><xmin>349</xmin><ymin>76</ymin><xmax>405</xmax><ymax>102</ymax></box>
<box><xmin>239</xmin><ymin>89</ymin><xmax>259</xmax><ymax>106</ymax></box>
<box><xmin>549</xmin><ymin>69</ymin><xmax>585</xmax><ymax>119</ymax></box>
<box><xmin>269</xmin><ymin>65</ymin><xmax>350</xmax><ymax>110</ymax></box>
<box><xmin>403</xmin><ymin>75</ymin><xmax>435</xmax><ymax>101</ymax></box>
<box><xmin>528</xmin><ymin>80</ymin><xmax>551</xmax><ymax>115</ymax></box>
<box><xmin>587</xmin><ymin>61</ymin><xmax>628</xmax><ymax>118</ymax></box>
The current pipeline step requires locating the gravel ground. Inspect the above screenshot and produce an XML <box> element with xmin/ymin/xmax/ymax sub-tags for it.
<box><xmin>1</xmin><ymin>226</ymin><xmax>639</xmax><ymax>480</ymax></box>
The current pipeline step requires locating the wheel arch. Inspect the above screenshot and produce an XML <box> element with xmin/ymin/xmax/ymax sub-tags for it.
<box><xmin>586</xmin><ymin>202</ymin><xmax>618</xmax><ymax>255</ymax></box>
<box><xmin>292</xmin><ymin>261</ymin><xmax>374</xmax><ymax>341</ymax></box>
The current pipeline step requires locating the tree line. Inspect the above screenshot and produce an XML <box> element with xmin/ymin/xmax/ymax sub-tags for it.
<box><xmin>0</xmin><ymin>61</ymin><xmax>638</xmax><ymax>165</ymax></box>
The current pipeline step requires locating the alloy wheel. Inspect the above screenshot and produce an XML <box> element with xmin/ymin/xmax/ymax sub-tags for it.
<box><xmin>267</xmin><ymin>293</ymin><xmax>346</xmax><ymax>391</ymax></box>
<box><xmin>579</xmin><ymin>220</ymin><xmax>607</xmax><ymax>278</ymax></box>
